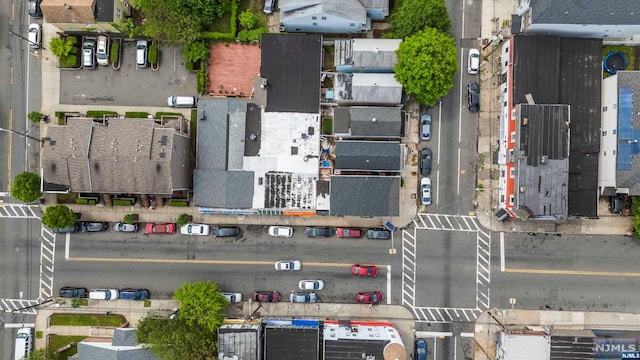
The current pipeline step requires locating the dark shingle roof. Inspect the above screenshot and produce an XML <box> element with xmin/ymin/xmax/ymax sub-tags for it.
<box><xmin>112</xmin><ymin>328</ymin><xmax>137</xmax><ymax>346</ymax></box>
<box><xmin>261</xmin><ymin>34</ymin><xmax>322</xmax><ymax>113</ymax></box>
<box><xmin>350</xmin><ymin>106</ymin><xmax>402</xmax><ymax>137</ymax></box>
<box><xmin>72</xmin><ymin>328</ymin><xmax>157</xmax><ymax>360</ymax></box>
<box><xmin>330</xmin><ymin>175</ymin><xmax>400</xmax><ymax>216</ymax></box>
<box><xmin>529</xmin><ymin>0</ymin><xmax>640</xmax><ymax>25</ymax></box>
<box><xmin>511</xmin><ymin>35</ymin><xmax>601</xmax><ymax>217</ymax></box>
<box><xmin>264</xmin><ymin>326</ymin><xmax>319</xmax><ymax>360</ymax></box>
<box><xmin>193</xmin><ymin>170</ymin><xmax>254</xmax><ymax>208</ymax></box>
<box><xmin>334</xmin><ymin>141</ymin><xmax>402</xmax><ymax>171</ymax></box>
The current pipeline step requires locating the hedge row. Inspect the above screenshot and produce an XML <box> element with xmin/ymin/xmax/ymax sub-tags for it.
<box><xmin>86</xmin><ymin>110</ymin><xmax>118</xmax><ymax>118</ymax></box>
<box><xmin>113</xmin><ymin>199</ymin><xmax>133</xmax><ymax>206</ymax></box>
<box><xmin>169</xmin><ymin>200</ymin><xmax>189</xmax><ymax>207</ymax></box>
<box><xmin>201</xmin><ymin>0</ymin><xmax>238</xmax><ymax>41</ymax></box>
<box><xmin>75</xmin><ymin>199</ymin><xmax>97</xmax><ymax>205</ymax></box>
<box><xmin>125</xmin><ymin>112</ymin><xmax>150</xmax><ymax>118</ymax></box>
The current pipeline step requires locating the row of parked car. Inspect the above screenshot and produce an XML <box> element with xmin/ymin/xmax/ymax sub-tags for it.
<box><xmin>59</xmin><ymin>287</ymin><xmax>149</xmax><ymax>301</ymax></box>
<box><xmin>51</xmin><ymin>221</ymin><xmax>241</xmax><ymax>237</ymax></box>
<box><xmin>269</xmin><ymin>226</ymin><xmax>392</xmax><ymax>240</ymax></box>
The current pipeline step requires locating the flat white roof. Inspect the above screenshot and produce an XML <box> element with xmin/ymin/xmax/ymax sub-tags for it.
<box><xmin>501</xmin><ymin>333</ymin><xmax>550</xmax><ymax>360</ymax></box>
<box><xmin>352</xmin><ymin>38</ymin><xmax>402</xmax><ymax>52</ymax></box>
<box><xmin>352</xmin><ymin>73</ymin><xmax>401</xmax><ymax>88</ymax></box>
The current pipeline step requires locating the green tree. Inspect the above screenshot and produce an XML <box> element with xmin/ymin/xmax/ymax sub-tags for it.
<box><xmin>389</xmin><ymin>0</ymin><xmax>451</xmax><ymax>38</ymax></box>
<box><xmin>120</xmin><ymin>18</ymin><xmax>137</xmax><ymax>39</ymax></box>
<box><xmin>394</xmin><ymin>28</ymin><xmax>458</xmax><ymax>107</ymax></box>
<box><xmin>183</xmin><ymin>41</ymin><xmax>209</xmax><ymax>63</ymax></box>
<box><xmin>26</xmin><ymin>348</ymin><xmax>55</xmax><ymax>360</ymax></box>
<box><xmin>137</xmin><ymin>317</ymin><xmax>218</xmax><ymax>360</ymax></box>
<box><xmin>28</xmin><ymin>111</ymin><xmax>44</xmax><ymax>123</ymax></box>
<box><xmin>174</xmin><ymin>280</ymin><xmax>227</xmax><ymax>333</ymax></box>
<box><xmin>11</xmin><ymin>172</ymin><xmax>42</xmax><ymax>203</ymax></box>
<box><xmin>42</xmin><ymin>205</ymin><xmax>77</xmax><ymax>229</ymax></box>
<box><xmin>239</xmin><ymin>9</ymin><xmax>259</xmax><ymax>30</ymax></box>
<box><xmin>49</xmin><ymin>37</ymin><xmax>74</xmax><ymax>58</ymax></box>
<box><xmin>176</xmin><ymin>213</ymin><xmax>191</xmax><ymax>227</ymax></box>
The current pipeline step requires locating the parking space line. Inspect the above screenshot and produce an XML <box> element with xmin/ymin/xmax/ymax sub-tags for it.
<box><xmin>505</xmin><ymin>268</ymin><xmax>640</xmax><ymax>277</ymax></box>
<box><xmin>500</xmin><ymin>232</ymin><xmax>505</xmax><ymax>272</ymax></box>
<box><xmin>387</xmin><ymin>265</ymin><xmax>391</xmax><ymax>305</ymax></box>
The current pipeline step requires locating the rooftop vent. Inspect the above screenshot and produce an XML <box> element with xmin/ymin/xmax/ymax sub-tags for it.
<box><xmin>540</xmin><ymin>155</ymin><xmax>548</xmax><ymax>164</ymax></box>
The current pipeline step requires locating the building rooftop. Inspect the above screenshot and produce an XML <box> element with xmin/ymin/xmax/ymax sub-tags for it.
<box><xmin>261</xmin><ymin>34</ymin><xmax>322</xmax><ymax>113</ymax></box>
<box><xmin>334</xmin><ymin>39</ymin><xmax>401</xmax><ymax>71</ymax></box>
<box><xmin>334</xmin><ymin>73</ymin><xmax>403</xmax><ymax>105</ymax></box>
<box><xmin>207</xmin><ymin>43</ymin><xmax>261</xmax><ymax>98</ymax></box>
<box><xmin>514</xmin><ymin>104</ymin><xmax>570</xmax><ymax>220</ymax></box>
<box><xmin>511</xmin><ymin>35</ymin><xmax>601</xmax><ymax>218</ymax></box>
<box><xmin>73</xmin><ymin>328</ymin><xmax>157</xmax><ymax>360</ymax></box>
<box><xmin>330</xmin><ymin>175</ymin><xmax>400</xmax><ymax>216</ymax></box>
<box><xmin>334</xmin><ymin>141</ymin><xmax>402</xmax><ymax>171</ymax></box>
<box><xmin>500</xmin><ymin>333</ymin><xmax>550</xmax><ymax>360</ymax></box>
<box><xmin>264</xmin><ymin>320</ymin><xmax>319</xmax><ymax>360</ymax></box>
<box><xmin>337</xmin><ymin>106</ymin><xmax>403</xmax><ymax>138</ymax></box>
<box><xmin>614</xmin><ymin>71</ymin><xmax>640</xmax><ymax>194</ymax></box>
<box><xmin>218</xmin><ymin>324</ymin><xmax>260</xmax><ymax>360</ymax></box>
<box><xmin>323</xmin><ymin>321</ymin><xmax>405</xmax><ymax>360</ymax></box>
<box><xmin>279</xmin><ymin>0</ymin><xmax>367</xmax><ymax>24</ymax></box>
<box><xmin>522</xmin><ymin>0</ymin><xmax>640</xmax><ymax>25</ymax></box>
<box><xmin>41</xmin><ymin>0</ymin><xmax>96</xmax><ymax>23</ymax></box>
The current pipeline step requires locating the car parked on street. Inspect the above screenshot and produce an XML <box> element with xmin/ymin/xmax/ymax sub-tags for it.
<box><xmin>420</xmin><ymin>148</ymin><xmax>432</xmax><ymax>176</ymax></box>
<box><xmin>420</xmin><ymin>114</ymin><xmax>431</xmax><ymax>141</ymax></box>
<box><xmin>366</xmin><ymin>229</ymin><xmax>391</xmax><ymax>240</ymax></box>
<box><xmin>145</xmin><ymin>223</ymin><xmax>176</xmax><ymax>234</ymax></box>
<box><xmin>416</xmin><ymin>339</ymin><xmax>427</xmax><ymax>360</ymax></box>
<box><xmin>222</xmin><ymin>292</ymin><xmax>243</xmax><ymax>303</ymax></box>
<box><xmin>52</xmin><ymin>224</ymin><xmax>79</xmax><ymax>234</ymax></box>
<box><xmin>80</xmin><ymin>222</ymin><xmax>108</xmax><ymax>232</ymax></box>
<box><xmin>467</xmin><ymin>48</ymin><xmax>480</xmax><ymax>75</ymax></box>
<box><xmin>89</xmin><ymin>288</ymin><xmax>119</xmax><ymax>301</ymax></box>
<box><xmin>351</xmin><ymin>264</ymin><xmax>378</xmax><ymax>277</ymax></box>
<box><xmin>252</xmin><ymin>291</ymin><xmax>281</xmax><ymax>302</ymax></box>
<box><xmin>268</xmin><ymin>226</ymin><xmax>293</xmax><ymax>237</ymax></box>
<box><xmin>28</xmin><ymin>0</ymin><xmax>41</xmax><ymax>17</ymax></box>
<box><xmin>119</xmin><ymin>289</ymin><xmax>149</xmax><ymax>301</ymax></box>
<box><xmin>180</xmin><ymin>223</ymin><xmax>210</xmax><ymax>236</ymax></box>
<box><xmin>468</xmin><ymin>82</ymin><xmax>480</xmax><ymax>112</ymax></box>
<box><xmin>290</xmin><ymin>292</ymin><xmax>317</xmax><ymax>303</ymax></box>
<box><xmin>299</xmin><ymin>280</ymin><xmax>324</xmax><ymax>290</ymax></box>
<box><xmin>355</xmin><ymin>291</ymin><xmax>384</xmax><ymax>304</ymax></box>
<box><xmin>96</xmin><ymin>35</ymin><xmax>109</xmax><ymax>66</ymax></box>
<box><xmin>28</xmin><ymin>23</ymin><xmax>40</xmax><ymax>49</ymax></box>
<box><xmin>82</xmin><ymin>39</ymin><xmax>96</xmax><ymax>69</ymax></box>
<box><xmin>275</xmin><ymin>260</ymin><xmax>301</xmax><ymax>271</ymax></box>
<box><xmin>336</xmin><ymin>228</ymin><xmax>361</xmax><ymax>238</ymax></box>
<box><xmin>304</xmin><ymin>227</ymin><xmax>332</xmax><ymax>238</ymax></box>
<box><xmin>113</xmin><ymin>222</ymin><xmax>139</xmax><ymax>232</ymax></box>
<box><xmin>212</xmin><ymin>226</ymin><xmax>240</xmax><ymax>237</ymax></box>
<box><xmin>59</xmin><ymin>287</ymin><xmax>88</xmax><ymax>298</ymax></box>
<box><xmin>421</xmin><ymin>177</ymin><xmax>432</xmax><ymax>205</ymax></box>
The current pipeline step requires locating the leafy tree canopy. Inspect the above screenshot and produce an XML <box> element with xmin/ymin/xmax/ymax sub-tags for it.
<box><xmin>174</xmin><ymin>280</ymin><xmax>227</xmax><ymax>333</ymax></box>
<box><xmin>49</xmin><ymin>37</ymin><xmax>75</xmax><ymax>58</ymax></box>
<box><xmin>239</xmin><ymin>9</ymin><xmax>259</xmax><ymax>30</ymax></box>
<box><xmin>42</xmin><ymin>205</ymin><xmax>77</xmax><ymax>229</ymax></box>
<box><xmin>11</xmin><ymin>172</ymin><xmax>42</xmax><ymax>203</ymax></box>
<box><xmin>137</xmin><ymin>317</ymin><xmax>218</xmax><ymax>360</ymax></box>
<box><xmin>135</xmin><ymin>0</ymin><xmax>232</xmax><ymax>44</ymax></box>
<box><xmin>394</xmin><ymin>28</ymin><xmax>458</xmax><ymax>107</ymax></box>
<box><xmin>390</xmin><ymin>0</ymin><xmax>451</xmax><ymax>38</ymax></box>
<box><xmin>183</xmin><ymin>41</ymin><xmax>209</xmax><ymax>63</ymax></box>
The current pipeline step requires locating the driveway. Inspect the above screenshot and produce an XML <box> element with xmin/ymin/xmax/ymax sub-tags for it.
<box><xmin>59</xmin><ymin>40</ymin><xmax>197</xmax><ymax>107</ymax></box>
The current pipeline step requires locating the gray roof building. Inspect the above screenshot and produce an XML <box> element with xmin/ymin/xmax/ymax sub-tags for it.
<box><xmin>334</xmin><ymin>39</ymin><xmax>401</xmax><ymax>73</ymax></box>
<box><xmin>333</xmin><ymin>106</ymin><xmax>403</xmax><ymax>138</ymax></box>
<box><xmin>218</xmin><ymin>323</ymin><xmax>261</xmax><ymax>360</ymax></box>
<box><xmin>513</xmin><ymin>104</ymin><xmax>570</xmax><ymax>220</ymax></box>
<box><xmin>334</xmin><ymin>141</ymin><xmax>402</xmax><ymax>171</ymax></box>
<box><xmin>42</xmin><ymin>118</ymin><xmax>190</xmax><ymax>195</ymax></box>
<box><xmin>513</xmin><ymin>0</ymin><xmax>640</xmax><ymax>39</ymax></box>
<box><xmin>330</xmin><ymin>175</ymin><xmax>400</xmax><ymax>216</ymax></box>
<box><xmin>334</xmin><ymin>73</ymin><xmax>402</xmax><ymax>105</ymax></box>
<box><xmin>71</xmin><ymin>328</ymin><xmax>156</xmax><ymax>360</ymax></box>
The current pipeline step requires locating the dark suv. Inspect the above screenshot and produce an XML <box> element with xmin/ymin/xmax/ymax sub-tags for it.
<box><xmin>305</xmin><ymin>227</ymin><xmax>332</xmax><ymax>237</ymax></box>
<box><xmin>80</xmin><ymin>222</ymin><xmax>107</xmax><ymax>232</ymax></box>
<box><xmin>119</xmin><ymin>289</ymin><xmax>149</xmax><ymax>301</ymax></box>
<box><xmin>59</xmin><ymin>287</ymin><xmax>88</xmax><ymax>298</ymax></box>
<box><xmin>367</xmin><ymin>229</ymin><xmax>391</xmax><ymax>240</ymax></box>
<box><xmin>212</xmin><ymin>227</ymin><xmax>240</xmax><ymax>237</ymax></box>
<box><xmin>28</xmin><ymin>0</ymin><xmax>42</xmax><ymax>17</ymax></box>
<box><xmin>467</xmin><ymin>82</ymin><xmax>480</xmax><ymax>112</ymax></box>
<box><xmin>420</xmin><ymin>148</ymin><xmax>432</xmax><ymax>176</ymax></box>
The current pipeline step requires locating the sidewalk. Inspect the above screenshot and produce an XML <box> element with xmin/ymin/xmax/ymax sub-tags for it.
<box><xmin>474</xmin><ymin>0</ymin><xmax>633</xmax><ymax>235</ymax></box>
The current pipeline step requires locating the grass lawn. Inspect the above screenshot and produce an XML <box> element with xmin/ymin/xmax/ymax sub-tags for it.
<box><xmin>49</xmin><ymin>313</ymin><xmax>127</xmax><ymax>327</ymax></box>
<box><xmin>602</xmin><ymin>45</ymin><xmax>636</xmax><ymax>78</ymax></box>
<box><xmin>322</xmin><ymin>117</ymin><xmax>333</xmax><ymax>134</ymax></box>
<box><xmin>48</xmin><ymin>335</ymin><xmax>86</xmax><ymax>358</ymax></box>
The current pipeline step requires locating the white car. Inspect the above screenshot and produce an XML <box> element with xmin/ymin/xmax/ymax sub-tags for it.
<box><xmin>421</xmin><ymin>177</ymin><xmax>432</xmax><ymax>205</ymax></box>
<box><xmin>222</xmin><ymin>292</ymin><xmax>243</xmax><ymax>303</ymax></box>
<box><xmin>468</xmin><ymin>48</ymin><xmax>480</xmax><ymax>74</ymax></box>
<box><xmin>268</xmin><ymin>226</ymin><xmax>293</xmax><ymax>237</ymax></box>
<box><xmin>28</xmin><ymin>23</ymin><xmax>40</xmax><ymax>49</ymax></box>
<box><xmin>298</xmin><ymin>280</ymin><xmax>324</xmax><ymax>291</ymax></box>
<box><xmin>275</xmin><ymin>260</ymin><xmax>302</xmax><ymax>271</ymax></box>
<box><xmin>88</xmin><ymin>288</ymin><xmax>119</xmax><ymax>301</ymax></box>
<box><xmin>96</xmin><ymin>35</ymin><xmax>109</xmax><ymax>66</ymax></box>
<box><xmin>290</xmin><ymin>292</ymin><xmax>317</xmax><ymax>303</ymax></box>
<box><xmin>180</xmin><ymin>223</ymin><xmax>210</xmax><ymax>236</ymax></box>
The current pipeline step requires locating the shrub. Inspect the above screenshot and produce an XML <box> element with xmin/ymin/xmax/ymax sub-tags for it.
<box><xmin>237</xmin><ymin>28</ymin><xmax>266</xmax><ymax>43</ymax></box>
<box><xmin>185</xmin><ymin>61</ymin><xmax>194</xmax><ymax>71</ymax></box>
<box><xmin>149</xmin><ymin>44</ymin><xmax>158</xmax><ymax>64</ymax></box>
<box><xmin>28</xmin><ymin>111</ymin><xmax>44</xmax><ymax>123</ymax></box>
<box><xmin>110</xmin><ymin>41</ymin><xmax>119</xmax><ymax>64</ymax></box>
<box><xmin>183</xmin><ymin>41</ymin><xmax>208</xmax><ymax>63</ymax></box>
<box><xmin>197</xmin><ymin>67</ymin><xmax>206</xmax><ymax>93</ymax></box>
<box><xmin>123</xmin><ymin>214</ymin><xmax>135</xmax><ymax>224</ymax></box>
<box><xmin>113</xmin><ymin>199</ymin><xmax>133</xmax><ymax>206</ymax></box>
<box><xmin>75</xmin><ymin>199</ymin><xmax>96</xmax><ymax>205</ymax></box>
<box><xmin>60</xmin><ymin>55</ymin><xmax>77</xmax><ymax>68</ymax></box>
<box><xmin>125</xmin><ymin>112</ymin><xmax>150</xmax><ymax>118</ymax></box>
<box><xmin>172</xmin><ymin>201</ymin><xmax>190</xmax><ymax>208</ymax></box>
<box><xmin>239</xmin><ymin>9</ymin><xmax>259</xmax><ymax>30</ymax></box>
<box><xmin>86</xmin><ymin>110</ymin><xmax>118</xmax><ymax>118</ymax></box>
<box><xmin>176</xmin><ymin>213</ymin><xmax>191</xmax><ymax>226</ymax></box>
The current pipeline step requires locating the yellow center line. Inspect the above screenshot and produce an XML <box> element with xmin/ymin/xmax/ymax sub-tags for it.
<box><xmin>506</xmin><ymin>268</ymin><xmax>640</xmax><ymax>277</ymax></box>
<box><xmin>68</xmin><ymin>257</ymin><xmax>371</xmax><ymax>267</ymax></box>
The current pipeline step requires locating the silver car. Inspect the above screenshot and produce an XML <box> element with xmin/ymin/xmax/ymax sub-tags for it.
<box><xmin>420</xmin><ymin>114</ymin><xmax>431</xmax><ymax>141</ymax></box>
<box><xmin>290</xmin><ymin>292</ymin><xmax>317</xmax><ymax>303</ymax></box>
<box><xmin>96</xmin><ymin>35</ymin><xmax>109</xmax><ymax>66</ymax></box>
<box><xmin>113</xmin><ymin>222</ymin><xmax>139</xmax><ymax>232</ymax></box>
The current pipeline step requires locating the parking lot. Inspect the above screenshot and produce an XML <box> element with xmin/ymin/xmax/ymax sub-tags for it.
<box><xmin>59</xmin><ymin>39</ymin><xmax>197</xmax><ymax>107</ymax></box>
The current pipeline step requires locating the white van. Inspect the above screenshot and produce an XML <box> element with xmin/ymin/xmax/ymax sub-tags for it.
<box><xmin>167</xmin><ymin>96</ymin><xmax>197</xmax><ymax>108</ymax></box>
<box><xmin>14</xmin><ymin>328</ymin><xmax>32</xmax><ymax>360</ymax></box>
<box><xmin>89</xmin><ymin>288</ymin><xmax>119</xmax><ymax>300</ymax></box>
<box><xmin>136</xmin><ymin>40</ymin><xmax>148</xmax><ymax>68</ymax></box>
<box><xmin>467</xmin><ymin>48</ymin><xmax>480</xmax><ymax>75</ymax></box>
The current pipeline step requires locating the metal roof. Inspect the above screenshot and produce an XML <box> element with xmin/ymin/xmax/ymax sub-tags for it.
<box><xmin>329</xmin><ymin>175</ymin><xmax>400</xmax><ymax>216</ymax></box>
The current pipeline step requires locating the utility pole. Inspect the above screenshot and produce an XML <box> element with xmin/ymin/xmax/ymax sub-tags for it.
<box><xmin>0</xmin><ymin>126</ymin><xmax>43</xmax><ymax>143</ymax></box>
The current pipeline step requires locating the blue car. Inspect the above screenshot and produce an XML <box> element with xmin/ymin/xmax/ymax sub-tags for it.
<box><xmin>416</xmin><ymin>339</ymin><xmax>427</xmax><ymax>360</ymax></box>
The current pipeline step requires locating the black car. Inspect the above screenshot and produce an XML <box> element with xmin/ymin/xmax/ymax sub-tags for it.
<box><xmin>59</xmin><ymin>286</ymin><xmax>88</xmax><ymax>298</ymax></box>
<box><xmin>367</xmin><ymin>229</ymin><xmax>391</xmax><ymax>240</ymax></box>
<box><xmin>28</xmin><ymin>0</ymin><xmax>42</xmax><ymax>17</ymax></box>
<box><xmin>119</xmin><ymin>289</ymin><xmax>149</xmax><ymax>300</ymax></box>
<box><xmin>305</xmin><ymin>227</ymin><xmax>333</xmax><ymax>237</ymax></box>
<box><xmin>52</xmin><ymin>224</ymin><xmax>79</xmax><ymax>234</ymax></box>
<box><xmin>420</xmin><ymin>148</ymin><xmax>432</xmax><ymax>176</ymax></box>
<box><xmin>467</xmin><ymin>82</ymin><xmax>480</xmax><ymax>112</ymax></box>
<box><xmin>80</xmin><ymin>222</ymin><xmax>108</xmax><ymax>232</ymax></box>
<box><xmin>212</xmin><ymin>226</ymin><xmax>240</xmax><ymax>237</ymax></box>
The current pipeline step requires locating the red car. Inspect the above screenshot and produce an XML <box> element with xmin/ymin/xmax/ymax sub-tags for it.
<box><xmin>336</xmin><ymin>228</ymin><xmax>362</xmax><ymax>238</ymax></box>
<box><xmin>351</xmin><ymin>264</ymin><xmax>378</xmax><ymax>277</ymax></box>
<box><xmin>252</xmin><ymin>291</ymin><xmax>281</xmax><ymax>302</ymax></box>
<box><xmin>145</xmin><ymin>223</ymin><xmax>176</xmax><ymax>234</ymax></box>
<box><xmin>356</xmin><ymin>291</ymin><xmax>384</xmax><ymax>304</ymax></box>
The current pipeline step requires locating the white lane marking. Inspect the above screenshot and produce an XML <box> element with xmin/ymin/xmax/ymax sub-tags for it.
<box><xmin>500</xmin><ymin>232</ymin><xmax>505</xmax><ymax>272</ymax></box>
<box><xmin>459</xmin><ymin>50</ymin><xmax>465</xmax><ymax>143</ymax></box>
<box><xmin>437</xmin><ymin>101</ymin><xmax>442</xmax><ymax>165</ymax></box>
<box><xmin>436</xmin><ymin>170</ymin><xmax>440</xmax><ymax>205</ymax></box>
<box><xmin>387</xmin><ymin>265</ymin><xmax>391</xmax><ymax>304</ymax></box>
<box><xmin>65</xmin><ymin>233</ymin><xmax>70</xmax><ymax>260</ymax></box>
<box><xmin>454</xmin><ymin>336</ymin><xmax>458</xmax><ymax>360</ymax></box>
<box><xmin>457</xmin><ymin>148</ymin><xmax>461</xmax><ymax>195</ymax></box>
<box><xmin>415</xmin><ymin>331</ymin><xmax>453</xmax><ymax>338</ymax></box>
<box><xmin>4</xmin><ymin>323</ymin><xmax>36</xmax><ymax>328</ymax></box>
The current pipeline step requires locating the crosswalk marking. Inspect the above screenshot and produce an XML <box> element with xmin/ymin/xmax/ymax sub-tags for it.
<box><xmin>0</xmin><ymin>204</ymin><xmax>41</xmax><ymax>218</ymax></box>
<box><xmin>38</xmin><ymin>227</ymin><xmax>57</xmax><ymax>302</ymax></box>
<box><xmin>413</xmin><ymin>213</ymin><xmax>480</xmax><ymax>232</ymax></box>
<box><xmin>0</xmin><ymin>299</ymin><xmax>39</xmax><ymax>314</ymax></box>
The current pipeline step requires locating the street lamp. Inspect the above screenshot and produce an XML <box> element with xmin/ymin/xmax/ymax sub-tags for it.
<box><xmin>0</xmin><ymin>126</ymin><xmax>43</xmax><ymax>143</ymax></box>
